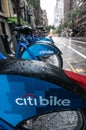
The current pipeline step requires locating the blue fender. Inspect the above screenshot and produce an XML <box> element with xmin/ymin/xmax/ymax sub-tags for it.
<box><xmin>0</xmin><ymin>52</ymin><xmax>6</xmax><ymax>59</ymax></box>
<box><xmin>21</xmin><ymin>42</ymin><xmax>62</xmax><ymax>59</ymax></box>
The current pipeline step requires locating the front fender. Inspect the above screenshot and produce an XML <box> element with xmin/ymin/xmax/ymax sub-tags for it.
<box><xmin>28</xmin><ymin>42</ymin><xmax>62</xmax><ymax>57</ymax></box>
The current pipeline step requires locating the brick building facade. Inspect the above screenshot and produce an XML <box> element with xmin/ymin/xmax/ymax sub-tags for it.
<box><xmin>64</xmin><ymin>0</ymin><xmax>86</xmax><ymax>36</ymax></box>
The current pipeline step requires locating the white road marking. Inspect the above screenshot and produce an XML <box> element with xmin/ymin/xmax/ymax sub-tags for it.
<box><xmin>71</xmin><ymin>40</ymin><xmax>86</xmax><ymax>44</ymax></box>
<box><xmin>69</xmin><ymin>46</ymin><xmax>86</xmax><ymax>59</ymax></box>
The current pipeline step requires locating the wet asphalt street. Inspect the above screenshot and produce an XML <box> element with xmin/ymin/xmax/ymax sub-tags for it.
<box><xmin>26</xmin><ymin>37</ymin><xmax>86</xmax><ymax>130</ymax></box>
<box><xmin>53</xmin><ymin>37</ymin><xmax>86</xmax><ymax>75</ymax></box>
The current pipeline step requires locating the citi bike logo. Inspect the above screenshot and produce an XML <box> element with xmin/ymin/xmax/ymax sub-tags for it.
<box><xmin>15</xmin><ymin>94</ymin><xmax>71</xmax><ymax>107</ymax></box>
<box><xmin>40</xmin><ymin>50</ymin><xmax>54</xmax><ymax>54</ymax></box>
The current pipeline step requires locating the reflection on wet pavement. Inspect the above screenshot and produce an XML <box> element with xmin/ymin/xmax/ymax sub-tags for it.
<box><xmin>53</xmin><ymin>37</ymin><xmax>86</xmax><ymax>75</ymax></box>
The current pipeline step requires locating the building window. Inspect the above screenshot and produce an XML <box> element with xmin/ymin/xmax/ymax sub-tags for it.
<box><xmin>1</xmin><ymin>22</ymin><xmax>6</xmax><ymax>34</ymax></box>
<box><xmin>0</xmin><ymin>0</ymin><xmax>3</xmax><ymax>12</ymax></box>
<box><xmin>13</xmin><ymin>7</ymin><xmax>16</xmax><ymax>14</ymax></box>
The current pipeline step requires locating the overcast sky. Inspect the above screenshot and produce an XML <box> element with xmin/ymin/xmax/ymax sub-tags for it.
<box><xmin>40</xmin><ymin>0</ymin><xmax>56</xmax><ymax>25</ymax></box>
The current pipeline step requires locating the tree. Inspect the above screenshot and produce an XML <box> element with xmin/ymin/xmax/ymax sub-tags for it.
<box><xmin>27</xmin><ymin>0</ymin><xmax>40</xmax><ymax>9</ymax></box>
<box><xmin>46</xmin><ymin>25</ymin><xmax>55</xmax><ymax>33</ymax></box>
<box><xmin>55</xmin><ymin>25</ymin><xmax>62</xmax><ymax>34</ymax></box>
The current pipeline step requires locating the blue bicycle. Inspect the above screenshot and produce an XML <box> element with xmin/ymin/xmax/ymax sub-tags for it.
<box><xmin>14</xmin><ymin>25</ymin><xmax>63</xmax><ymax>68</ymax></box>
<box><xmin>29</xmin><ymin>26</ymin><xmax>54</xmax><ymax>44</ymax></box>
<box><xmin>0</xmin><ymin>59</ymin><xmax>86</xmax><ymax>130</ymax></box>
<box><xmin>0</xmin><ymin>52</ymin><xmax>6</xmax><ymax>59</ymax></box>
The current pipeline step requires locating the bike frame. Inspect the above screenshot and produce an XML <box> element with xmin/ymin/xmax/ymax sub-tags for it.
<box><xmin>26</xmin><ymin>32</ymin><xmax>54</xmax><ymax>43</ymax></box>
<box><xmin>16</xmin><ymin>37</ymin><xmax>38</xmax><ymax>60</ymax></box>
<box><xmin>15</xmin><ymin>35</ymin><xmax>61</xmax><ymax>60</ymax></box>
<box><xmin>0</xmin><ymin>52</ymin><xmax>6</xmax><ymax>59</ymax></box>
<box><xmin>0</xmin><ymin>59</ymin><xmax>86</xmax><ymax>129</ymax></box>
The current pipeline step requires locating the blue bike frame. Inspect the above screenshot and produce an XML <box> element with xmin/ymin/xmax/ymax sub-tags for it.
<box><xmin>0</xmin><ymin>60</ymin><xmax>86</xmax><ymax>129</ymax></box>
<box><xmin>16</xmin><ymin>35</ymin><xmax>61</xmax><ymax>60</ymax></box>
<box><xmin>0</xmin><ymin>52</ymin><xmax>6</xmax><ymax>59</ymax></box>
<box><xmin>26</xmin><ymin>33</ymin><xmax>54</xmax><ymax>43</ymax></box>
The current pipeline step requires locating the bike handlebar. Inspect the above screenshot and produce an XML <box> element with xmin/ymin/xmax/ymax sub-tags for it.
<box><xmin>13</xmin><ymin>25</ymin><xmax>33</xmax><ymax>34</ymax></box>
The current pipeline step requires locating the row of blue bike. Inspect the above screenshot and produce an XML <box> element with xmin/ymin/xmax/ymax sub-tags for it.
<box><xmin>0</xmin><ymin>25</ymin><xmax>63</xmax><ymax>68</ymax></box>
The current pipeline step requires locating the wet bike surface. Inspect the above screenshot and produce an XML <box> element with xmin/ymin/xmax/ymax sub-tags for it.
<box><xmin>25</xmin><ymin>36</ymin><xmax>86</xmax><ymax>130</ymax></box>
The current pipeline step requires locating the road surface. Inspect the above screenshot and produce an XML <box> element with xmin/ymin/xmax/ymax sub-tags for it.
<box><xmin>54</xmin><ymin>37</ymin><xmax>86</xmax><ymax>75</ymax></box>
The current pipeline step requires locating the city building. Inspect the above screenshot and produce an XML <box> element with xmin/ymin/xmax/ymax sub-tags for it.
<box><xmin>72</xmin><ymin>0</ymin><xmax>86</xmax><ymax>36</ymax></box>
<box><xmin>0</xmin><ymin>0</ymin><xmax>11</xmax><ymax>34</ymax></box>
<box><xmin>0</xmin><ymin>0</ymin><xmax>46</xmax><ymax>55</ymax></box>
<box><xmin>54</xmin><ymin>0</ymin><xmax>64</xmax><ymax>27</ymax></box>
<box><xmin>0</xmin><ymin>0</ymin><xmax>12</xmax><ymax>55</ymax></box>
<box><xmin>42</xmin><ymin>10</ymin><xmax>48</xmax><ymax>26</ymax></box>
<box><xmin>72</xmin><ymin>0</ymin><xmax>86</xmax><ymax>8</ymax></box>
<box><xmin>64</xmin><ymin>0</ymin><xmax>86</xmax><ymax>36</ymax></box>
<box><xmin>64</xmin><ymin>0</ymin><xmax>72</xmax><ymax>22</ymax></box>
<box><xmin>0</xmin><ymin>0</ymin><xmax>32</xmax><ymax>54</ymax></box>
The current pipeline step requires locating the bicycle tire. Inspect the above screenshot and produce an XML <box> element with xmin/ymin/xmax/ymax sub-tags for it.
<box><xmin>19</xmin><ymin>110</ymin><xmax>86</xmax><ymax>130</ymax></box>
<box><xmin>39</xmin><ymin>54</ymin><xmax>63</xmax><ymax>68</ymax></box>
<box><xmin>20</xmin><ymin>49</ymin><xmax>63</xmax><ymax>68</ymax></box>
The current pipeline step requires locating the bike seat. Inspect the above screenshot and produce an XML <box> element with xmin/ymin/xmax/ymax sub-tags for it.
<box><xmin>36</xmin><ymin>26</ymin><xmax>45</xmax><ymax>31</ymax></box>
<box><xmin>14</xmin><ymin>25</ymin><xmax>32</xmax><ymax>34</ymax></box>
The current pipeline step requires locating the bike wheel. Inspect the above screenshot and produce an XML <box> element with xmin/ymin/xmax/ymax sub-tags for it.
<box><xmin>39</xmin><ymin>54</ymin><xmax>63</xmax><ymax>68</ymax></box>
<box><xmin>20</xmin><ymin>49</ymin><xmax>63</xmax><ymax>68</ymax></box>
<box><xmin>19</xmin><ymin>110</ymin><xmax>86</xmax><ymax>130</ymax></box>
